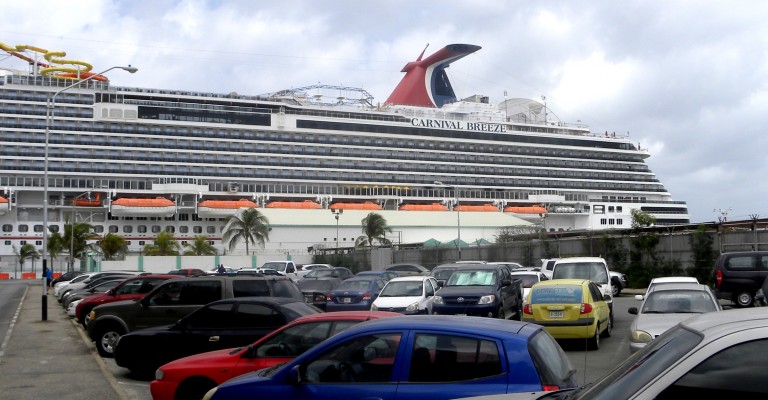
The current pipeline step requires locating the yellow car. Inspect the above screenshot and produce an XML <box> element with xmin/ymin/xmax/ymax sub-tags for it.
<box><xmin>522</xmin><ymin>279</ymin><xmax>612</xmax><ymax>350</ymax></box>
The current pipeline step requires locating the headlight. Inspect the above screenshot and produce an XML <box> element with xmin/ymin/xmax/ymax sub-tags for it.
<box><xmin>370</xmin><ymin>304</ymin><xmax>378</xmax><ymax>311</ymax></box>
<box><xmin>433</xmin><ymin>296</ymin><xmax>443</xmax><ymax>305</ymax></box>
<box><xmin>406</xmin><ymin>302</ymin><xmax>419</xmax><ymax>312</ymax></box>
<box><xmin>631</xmin><ymin>330</ymin><xmax>653</xmax><ymax>343</ymax></box>
<box><xmin>478</xmin><ymin>295</ymin><xmax>496</xmax><ymax>304</ymax></box>
<box><xmin>89</xmin><ymin>310</ymin><xmax>96</xmax><ymax>320</ymax></box>
<box><xmin>155</xmin><ymin>369</ymin><xmax>164</xmax><ymax>380</ymax></box>
<box><xmin>202</xmin><ymin>387</ymin><xmax>217</xmax><ymax>400</ymax></box>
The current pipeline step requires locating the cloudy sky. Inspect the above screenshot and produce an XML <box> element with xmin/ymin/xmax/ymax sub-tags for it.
<box><xmin>2</xmin><ymin>0</ymin><xmax>765</xmax><ymax>224</ymax></box>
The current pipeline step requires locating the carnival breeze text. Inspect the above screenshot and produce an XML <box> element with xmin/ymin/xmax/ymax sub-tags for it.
<box><xmin>411</xmin><ymin>118</ymin><xmax>507</xmax><ymax>133</ymax></box>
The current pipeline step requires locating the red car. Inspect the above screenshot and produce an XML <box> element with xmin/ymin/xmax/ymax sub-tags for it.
<box><xmin>150</xmin><ymin>311</ymin><xmax>400</xmax><ymax>400</ymax></box>
<box><xmin>75</xmin><ymin>274</ymin><xmax>178</xmax><ymax>327</ymax></box>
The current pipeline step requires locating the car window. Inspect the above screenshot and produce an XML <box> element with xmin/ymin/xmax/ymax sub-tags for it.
<box><xmin>380</xmin><ymin>281</ymin><xmax>423</xmax><ymax>297</ymax></box>
<box><xmin>528</xmin><ymin>330</ymin><xmax>577</xmax><ymax>389</ymax></box>
<box><xmin>232</xmin><ymin>280</ymin><xmax>271</xmax><ymax>297</ymax></box>
<box><xmin>588</xmin><ymin>283</ymin><xmax>603</xmax><ymax>302</ymax></box>
<box><xmin>642</xmin><ymin>291</ymin><xmax>718</xmax><ymax>313</ymax></box>
<box><xmin>304</xmin><ymin>333</ymin><xmax>401</xmax><ymax>383</ymax></box>
<box><xmin>760</xmin><ymin>256</ymin><xmax>768</xmax><ymax>271</ymax></box>
<box><xmin>656</xmin><ymin>339</ymin><xmax>768</xmax><ymax>398</ymax></box>
<box><xmin>409</xmin><ymin>333</ymin><xmax>502</xmax><ymax>382</ymax></box>
<box><xmin>531</xmin><ymin>285</ymin><xmax>583</xmax><ymax>304</ymax></box>
<box><xmin>553</xmin><ymin>262</ymin><xmax>608</xmax><ymax>284</ymax></box>
<box><xmin>514</xmin><ymin>274</ymin><xmax>540</xmax><ymax>288</ymax></box>
<box><xmin>183</xmin><ymin>302</ymin><xmax>234</xmax><ymax>328</ymax></box>
<box><xmin>271</xmin><ymin>280</ymin><xmax>303</xmax><ymax>300</ymax></box>
<box><xmin>447</xmin><ymin>270</ymin><xmax>496</xmax><ymax>286</ymax></box>
<box><xmin>426</xmin><ymin>280</ymin><xmax>435</xmax><ymax>296</ymax></box>
<box><xmin>725</xmin><ymin>256</ymin><xmax>753</xmax><ymax>270</ymax></box>
<box><xmin>257</xmin><ymin>321</ymin><xmax>334</xmax><ymax>357</ymax></box>
<box><xmin>432</xmin><ymin>268</ymin><xmax>455</xmax><ymax>280</ymax></box>
<box><xmin>233</xmin><ymin>303</ymin><xmax>286</xmax><ymax>328</ymax></box>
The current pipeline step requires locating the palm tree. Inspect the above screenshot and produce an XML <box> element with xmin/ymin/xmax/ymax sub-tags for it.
<box><xmin>17</xmin><ymin>243</ymin><xmax>40</xmax><ymax>273</ymax></box>
<box><xmin>143</xmin><ymin>231</ymin><xmax>181</xmax><ymax>256</ymax></box>
<box><xmin>100</xmin><ymin>233</ymin><xmax>128</xmax><ymax>260</ymax></box>
<box><xmin>64</xmin><ymin>221</ymin><xmax>99</xmax><ymax>270</ymax></box>
<box><xmin>355</xmin><ymin>212</ymin><xmax>393</xmax><ymax>248</ymax></box>
<box><xmin>183</xmin><ymin>235</ymin><xmax>218</xmax><ymax>256</ymax></box>
<box><xmin>222</xmin><ymin>208</ymin><xmax>270</xmax><ymax>255</ymax></box>
<box><xmin>47</xmin><ymin>227</ymin><xmax>66</xmax><ymax>270</ymax></box>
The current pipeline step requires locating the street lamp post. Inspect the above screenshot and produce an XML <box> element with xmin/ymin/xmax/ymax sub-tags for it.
<box><xmin>434</xmin><ymin>181</ymin><xmax>461</xmax><ymax>261</ymax></box>
<box><xmin>331</xmin><ymin>209</ymin><xmax>343</xmax><ymax>252</ymax></box>
<box><xmin>42</xmin><ymin>65</ymin><xmax>137</xmax><ymax>320</ymax></box>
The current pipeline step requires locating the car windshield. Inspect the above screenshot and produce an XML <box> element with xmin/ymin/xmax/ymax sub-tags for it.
<box><xmin>431</xmin><ymin>268</ymin><xmax>456</xmax><ymax>280</ymax></box>
<box><xmin>642</xmin><ymin>290</ymin><xmax>718</xmax><ymax>313</ymax></box>
<box><xmin>299</xmin><ymin>280</ymin><xmax>335</xmax><ymax>291</ymax></box>
<box><xmin>531</xmin><ymin>285</ymin><xmax>583</xmax><ymax>304</ymax></box>
<box><xmin>446</xmin><ymin>270</ymin><xmax>496</xmax><ymax>286</ymax></box>
<box><xmin>575</xmin><ymin>326</ymin><xmax>703</xmax><ymax>400</ymax></box>
<box><xmin>380</xmin><ymin>281</ymin><xmax>423</xmax><ymax>297</ymax></box>
<box><xmin>306</xmin><ymin>270</ymin><xmax>335</xmax><ymax>278</ymax></box>
<box><xmin>513</xmin><ymin>274</ymin><xmax>539</xmax><ymax>288</ymax></box>
<box><xmin>261</xmin><ymin>262</ymin><xmax>288</xmax><ymax>272</ymax></box>
<box><xmin>335</xmin><ymin>280</ymin><xmax>372</xmax><ymax>291</ymax></box>
<box><xmin>553</xmin><ymin>262</ymin><xmax>608</xmax><ymax>284</ymax></box>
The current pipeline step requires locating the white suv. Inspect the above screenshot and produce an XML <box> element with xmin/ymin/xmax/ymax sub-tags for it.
<box><xmin>552</xmin><ymin>257</ymin><xmax>614</xmax><ymax>320</ymax></box>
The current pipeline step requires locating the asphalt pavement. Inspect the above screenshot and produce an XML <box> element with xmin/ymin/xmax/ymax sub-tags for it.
<box><xmin>0</xmin><ymin>280</ymin><xmax>130</xmax><ymax>400</ymax></box>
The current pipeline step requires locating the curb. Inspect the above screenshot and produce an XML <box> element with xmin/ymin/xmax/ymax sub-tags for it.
<box><xmin>72</xmin><ymin>311</ymin><xmax>133</xmax><ymax>400</ymax></box>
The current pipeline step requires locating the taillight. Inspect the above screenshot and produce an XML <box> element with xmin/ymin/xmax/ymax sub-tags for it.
<box><xmin>715</xmin><ymin>269</ymin><xmax>723</xmax><ymax>287</ymax></box>
<box><xmin>542</xmin><ymin>385</ymin><xmax>560</xmax><ymax>391</ymax></box>
<box><xmin>362</xmin><ymin>293</ymin><xmax>371</xmax><ymax>300</ymax></box>
<box><xmin>580</xmin><ymin>303</ymin><xmax>593</xmax><ymax>314</ymax></box>
<box><xmin>523</xmin><ymin>304</ymin><xmax>532</xmax><ymax>314</ymax></box>
<box><xmin>318</xmin><ymin>293</ymin><xmax>329</xmax><ymax>302</ymax></box>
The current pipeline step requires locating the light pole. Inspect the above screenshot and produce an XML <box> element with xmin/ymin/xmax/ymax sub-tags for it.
<box><xmin>331</xmin><ymin>209</ymin><xmax>343</xmax><ymax>252</ymax></box>
<box><xmin>434</xmin><ymin>181</ymin><xmax>461</xmax><ymax>261</ymax></box>
<box><xmin>42</xmin><ymin>65</ymin><xmax>137</xmax><ymax>320</ymax></box>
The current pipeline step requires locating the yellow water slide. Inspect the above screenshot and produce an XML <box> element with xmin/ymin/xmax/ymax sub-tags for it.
<box><xmin>1</xmin><ymin>41</ymin><xmax>107</xmax><ymax>81</ymax></box>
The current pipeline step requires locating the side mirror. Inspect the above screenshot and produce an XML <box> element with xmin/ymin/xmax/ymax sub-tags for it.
<box><xmin>140</xmin><ymin>297</ymin><xmax>151</xmax><ymax>308</ymax></box>
<box><xmin>242</xmin><ymin>344</ymin><xmax>256</xmax><ymax>358</ymax></box>
<box><xmin>287</xmin><ymin>365</ymin><xmax>302</xmax><ymax>385</ymax></box>
<box><xmin>628</xmin><ymin>307</ymin><xmax>638</xmax><ymax>315</ymax></box>
<box><xmin>501</xmin><ymin>279</ymin><xmax>512</xmax><ymax>287</ymax></box>
<box><xmin>634</xmin><ymin>294</ymin><xmax>644</xmax><ymax>301</ymax></box>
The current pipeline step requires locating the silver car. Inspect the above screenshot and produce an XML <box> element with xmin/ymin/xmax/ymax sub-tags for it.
<box><xmin>628</xmin><ymin>283</ymin><xmax>721</xmax><ymax>353</ymax></box>
<box><xmin>457</xmin><ymin>306</ymin><xmax>768</xmax><ymax>399</ymax></box>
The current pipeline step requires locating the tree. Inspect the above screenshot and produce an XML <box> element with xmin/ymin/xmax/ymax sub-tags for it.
<box><xmin>630</xmin><ymin>209</ymin><xmax>656</xmax><ymax>229</ymax></box>
<box><xmin>222</xmin><ymin>208</ymin><xmax>270</xmax><ymax>255</ymax></box>
<box><xmin>183</xmin><ymin>235</ymin><xmax>218</xmax><ymax>256</ymax></box>
<box><xmin>143</xmin><ymin>231</ymin><xmax>181</xmax><ymax>256</ymax></box>
<box><xmin>47</xmin><ymin>227</ymin><xmax>66</xmax><ymax>270</ymax></box>
<box><xmin>17</xmin><ymin>243</ymin><xmax>40</xmax><ymax>273</ymax></box>
<box><xmin>355</xmin><ymin>212</ymin><xmax>392</xmax><ymax>248</ymax></box>
<box><xmin>62</xmin><ymin>221</ymin><xmax>99</xmax><ymax>269</ymax></box>
<box><xmin>628</xmin><ymin>208</ymin><xmax>660</xmax><ymax>287</ymax></box>
<box><xmin>100</xmin><ymin>233</ymin><xmax>128</xmax><ymax>260</ymax></box>
<box><xmin>689</xmin><ymin>225</ymin><xmax>717</xmax><ymax>284</ymax></box>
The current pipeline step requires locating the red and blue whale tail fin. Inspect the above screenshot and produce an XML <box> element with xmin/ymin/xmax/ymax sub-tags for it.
<box><xmin>385</xmin><ymin>44</ymin><xmax>481</xmax><ymax>108</ymax></box>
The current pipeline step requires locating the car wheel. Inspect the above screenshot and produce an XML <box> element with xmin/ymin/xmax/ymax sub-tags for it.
<box><xmin>175</xmin><ymin>377</ymin><xmax>217</xmax><ymax>400</ymax></box>
<box><xmin>611</xmin><ymin>283</ymin><xmax>621</xmax><ymax>296</ymax></box>
<box><xmin>94</xmin><ymin>323</ymin><xmax>124</xmax><ymax>357</ymax></box>
<box><xmin>600</xmin><ymin>316</ymin><xmax>612</xmax><ymax>338</ymax></box>
<box><xmin>734</xmin><ymin>291</ymin><xmax>755</xmax><ymax>307</ymax></box>
<box><xmin>588</xmin><ymin>323</ymin><xmax>600</xmax><ymax>350</ymax></box>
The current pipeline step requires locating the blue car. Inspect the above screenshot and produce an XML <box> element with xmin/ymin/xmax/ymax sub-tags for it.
<box><xmin>203</xmin><ymin>316</ymin><xmax>577</xmax><ymax>400</ymax></box>
<box><xmin>325</xmin><ymin>277</ymin><xmax>387</xmax><ymax>312</ymax></box>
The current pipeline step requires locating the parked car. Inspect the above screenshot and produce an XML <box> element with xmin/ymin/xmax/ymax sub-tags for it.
<box><xmin>610</xmin><ymin>271</ymin><xmax>628</xmax><ymax>296</ymax></box>
<box><xmin>712</xmin><ymin>250</ymin><xmax>768</xmax><ymax>307</ymax></box>
<box><xmin>168</xmin><ymin>268</ymin><xmax>208</xmax><ymax>277</ymax></box>
<box><xmin>355</xmin><ymin>270</ymin><xmax>399</xmax><ymax>282</ymax></box>
<box><xmin>458</xmin><ymin>307</ymin><xmax>768</xmax><ymax>399</ymax></box>
<box><xmin>300</xmin><ymin>267</ymin><xmax>353</xmax><ymax>281</ymax></box>
<box><xmin>325</xmin><ymin>277</ymin><xmax>386</xmax><ymax>312</ymax></box>
<box><xmin>260</xmin><ymin>261</ymin><xmax>300</xmax><ymax>282</ymax></box>
<box><xmin>539</xmin><ymin>258</ymin><xmax>558</xmax><ymax>279</ymax></box>
<box><xmin>430</xmin><ymin>264</ymin><xmax>459</xmax><ymax>287</ymax></box>
<box><xmin>385</xmin><ymin>263</ymin><xmax>430</xmax><ymax>277</ymax></box>
<box><xmin>298</xmin><ymin>278</ymin><xmax>343</xmax><ymax>310</ymax></box>
<box><xmin>50</xmin><ymin>270</ymin><xmax>85</xmax><ymax>287</ymax></box>
<box><xmin>433</xmin><ymin>263</ymin><xmax>524</xmax><ymax>320</ymax></box>
<box><xmin>150</xmin><ymin>311</ymin><xmax>401</xmax><ymax>400</ymax></box>
<box><xmin>206</xmin><ymin>267</ymin><xmax>240</xmax><ymax>274</ymax></box>
<box><xmin>114</xmin><ymin>297</ymin><xmax>320</xmax><ymax>377</ymax></box>
<box><xmin>522</xmin><ymin>279</ymin><xmax>612</xmax><ymax>350</ymax></box>
<box><xmin>551</xmin><ymin>257</ymin><xmax>613</xmax><ymax>321</ymax></box>
<box><xmin>87</xmin><ymin>275</ymin><xmax>302</xmax><ymax>357</ymax></box>
<box><xmin>202</xmin><ymin>315</ymin><xmax>578</xmax><ymax>400</ymax></box>
<box><xmin>509</xmin><ymin>270</ymin><xmax>548</xmax><ymax>304</ymax></box>
<box><xmin>636</xmin><ymin>276</ymin><xmax>699</xmax><ymax>300</ymax></box>
<box><xmin>55</xmin><ymin>271</ymin><xmax>135</xmax><ymax>301</ymax></box>
<box><xmin>755</xmin><ymin>275</ymin><xmax>768</xmax><ymax>306</ymax></box>
<box><xmin>628</xmin><ymin>283</ymin><xmax>721</xmax><ymax>353</ymax></box>
<box><xmin>61</xmin><ymin>278</ymin><xmax>126</xmax><ymax>310</ymax></box>
<box><xmin>371</xmin><ymin>276</ymin><xmax>439</xmax><ymax>314</ymax></box>
<box><xmin>53</xmin><ymin>272</ymin><xmax>96</xmax><ymax>296</ymax></box>
<box><xmin>75</xmin><ymin>274</ymin><xmax>179</xmax><ymax>327</ymax></box>
<box><xmin>296</xmin><ymin>264</ymin><xmax>334</xmax><ymax>280</ymax></box>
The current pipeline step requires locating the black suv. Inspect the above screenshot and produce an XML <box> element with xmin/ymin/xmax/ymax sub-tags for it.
<box><xmin>432</xmin><ymin>263</ymin><xmax>524</xmax><ymax>319</ymax></box>
<box><xmin>713</xmin><ymin>251</ymin><xmax>768</xmax><ymax>307</ymax></box>
<box><xmin>86</xmin><ymin>275</ymin><xmax>301</xmax><ymax>356</ymax></box>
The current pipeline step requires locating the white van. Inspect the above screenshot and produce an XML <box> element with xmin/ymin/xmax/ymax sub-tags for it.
<box><xmin>552</xmin><ymin>257</ymin><xmax>614</xmax><ymax>320</ymax></box>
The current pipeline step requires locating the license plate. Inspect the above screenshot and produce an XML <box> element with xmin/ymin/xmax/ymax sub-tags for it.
<box><xmin>549</xmin><ymin>311</ymin><xmax>564</xmax><ymax>318</ymax></box>
<box><xmin>343</xmin><ymin>298</ymin><xmax>352</xmax><ymax>303</ymax></box>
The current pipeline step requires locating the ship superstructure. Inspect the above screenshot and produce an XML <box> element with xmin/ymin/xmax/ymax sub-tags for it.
<box><xmin>0</xmin><ymin>42</ymin><xmax>689</xmax><ymax>259</ymax></box>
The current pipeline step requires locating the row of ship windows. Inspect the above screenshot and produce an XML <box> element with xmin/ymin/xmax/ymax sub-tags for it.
<box><xmin>3</xmin><ymin>224</ymin><xmax>219</xmax><ymax>235</ymax></box>
<box><xmin>0</xmin><ymin>108</ymin><xmax>647</xmax><ymax>165</ymax></box>
<box><xmin>4</xmin><ymin>147</ymin><xmax>660</xmax><ymax>184</ymax></box>
<box><xmin>4</xmin><ymin>160</ymin><xmax>668</xmax><ymax>192</ymax></box>
<box><xmin>599</xmin><ymin>218</ymin><xmax>625</xmax><ymax>225</ymax></box>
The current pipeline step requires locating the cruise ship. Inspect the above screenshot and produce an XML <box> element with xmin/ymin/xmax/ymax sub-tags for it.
<box><xmin>0</xmin><ymin>42</ymin><xmax>689</xmax><ymax>261</ymax></box>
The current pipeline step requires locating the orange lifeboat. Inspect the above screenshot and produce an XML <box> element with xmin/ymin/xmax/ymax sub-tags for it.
<box><xmin>399</xmin><ymin>203</ymin><xmax>449</xmax><ymax>211</ymax></box>
<box><xmin>0</xmin><ymin>196</ymin><xmax>8</xmax><ymax>215</ymax></box>
<box><xmin>329</xmin><ymin>201</ymin><xmax>383</xmax><ymax>211</ymax></box>
<box><xmin>504</xmin><ymin>205</ymin><xmax>547</xmax><ymax>214</ymax></box>
<box><xmin>198</xmin><ymin>199</ymin><xmax>257</xmax><ymax>218</ymax></box>
<box><xmin>72</xmin><ymin>192</ymin><xmax>102</xmax><ymax>207</ymax></box>
<box><xmin>265</xmin><ymin>200</ymin><xmax>322</xmax><ymax>209</ymax></box>
<box><xmin>111</xmin><ymin>197</ymin><xmax>176</xmax><ymax>217</ymax></box>
<box><xmin>454</xmin><ymin>204</ymin><xmax>499</xmax><ymax>212</ymax></box>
